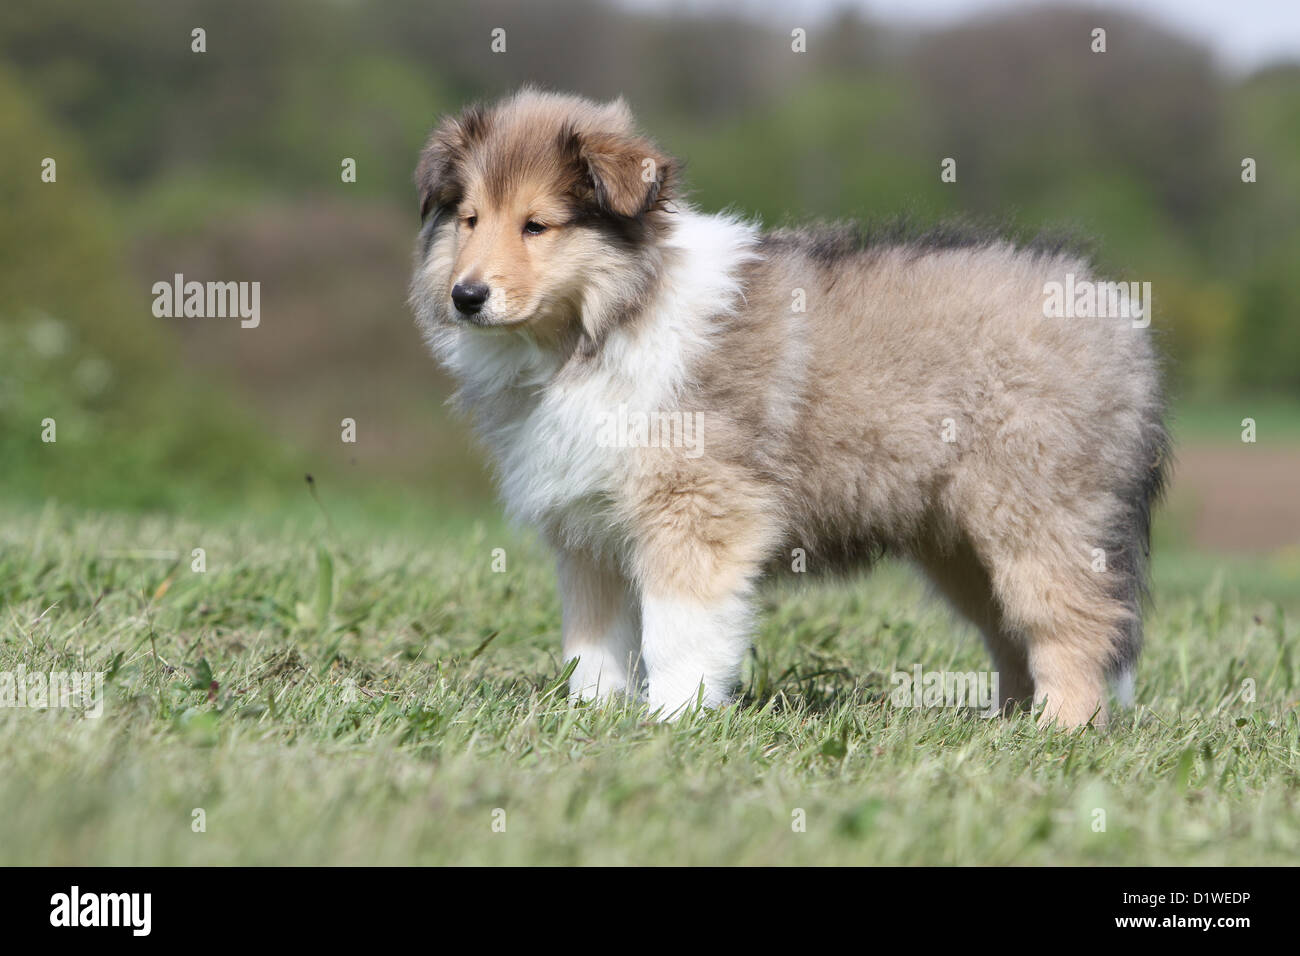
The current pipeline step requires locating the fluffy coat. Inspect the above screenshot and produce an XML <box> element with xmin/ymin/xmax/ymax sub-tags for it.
<box><xmin>408</xmin><ymin>88</ymin><xmax>1169</xmax><ymax>727</ymax></box>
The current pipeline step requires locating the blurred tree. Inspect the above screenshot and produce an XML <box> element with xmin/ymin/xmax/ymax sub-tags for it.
<box><xmin>0</xmin><ymin>66</ymin><xmax>298</xmax><ymax>511</ymax></box>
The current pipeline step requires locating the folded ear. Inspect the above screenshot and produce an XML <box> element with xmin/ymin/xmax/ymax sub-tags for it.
<box><xmin>415</xmin><ymin>104</ymin><xmax>487</xmax><ymax>220</ymax></box>
<box><xmin>575</xmin><ymin>128</ymin><xmax>676</xmax><ymax>219</ymax></box>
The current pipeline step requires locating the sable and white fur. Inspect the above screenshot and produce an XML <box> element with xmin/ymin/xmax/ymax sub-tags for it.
<box><xmin>409</xmin><ymin>89</ymin><xmax>1169</xmax><ymax>727</ymax></box>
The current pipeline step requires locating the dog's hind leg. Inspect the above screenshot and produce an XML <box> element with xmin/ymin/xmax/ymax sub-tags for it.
<box><xmin>556</xmin><ymin>547</ymin><xmax>643</xmax><ymax>702</ymax></box>
<box><xmin>912</xmin><ymin>536</ymin><xmax>1033</xmax><ymax>714</ymax></box>
<box><xmin>979</xmin><ymin>524</ymin><xmax>1131</xmax><ymax>730</ymax></box>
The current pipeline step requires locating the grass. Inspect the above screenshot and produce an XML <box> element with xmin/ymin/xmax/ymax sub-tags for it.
<box><xmin>1</xmin><ymin>501</ymin><xmax>1297</xmax><ymax>865</ymax></box>
<box><xmin>1169</xmin><ymin>394</ymin><xmax>1300</xmax><ymax>444</ymax></box>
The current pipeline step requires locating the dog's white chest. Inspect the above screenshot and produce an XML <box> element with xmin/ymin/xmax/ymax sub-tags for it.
<box><xmin>494</xmin><ymin>374</ymin><xmax>633</xmax><ymax>535</ymax></box>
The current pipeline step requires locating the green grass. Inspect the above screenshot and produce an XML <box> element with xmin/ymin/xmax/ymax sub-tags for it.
<box><xmin>1</xmin><ymin>502</ymin><xmax>1298</xmax><ymax>865</ymax></box>
<box><xmin>1170</xmin><ymin>394</ymin><xmax>1300</xmax><ymax>444</ymax></box>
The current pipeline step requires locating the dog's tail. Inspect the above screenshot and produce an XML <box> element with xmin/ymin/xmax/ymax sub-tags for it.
<box><xmin>1108</xmin><ymin>411</ymin><xmax>1172</xmax><ymax>707</ymax></box>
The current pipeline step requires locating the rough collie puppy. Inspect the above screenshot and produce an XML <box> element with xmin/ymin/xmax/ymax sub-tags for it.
<box><xmin>409</xmin><ymin>88</ymin><xmax>1168</xmax><ymax>728</ymax></box>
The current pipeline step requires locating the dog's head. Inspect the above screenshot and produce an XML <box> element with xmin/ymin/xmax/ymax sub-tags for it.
<box><xmin>410</xmin><ymin>88</ymin><xmax>676</xmax><ymax>347</ymax></box>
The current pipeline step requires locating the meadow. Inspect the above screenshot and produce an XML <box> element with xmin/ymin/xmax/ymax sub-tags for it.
<box><xmin>2</xmin><ymin>499</ymin><xmax>1296</xmax><ymax>866</ymax></box>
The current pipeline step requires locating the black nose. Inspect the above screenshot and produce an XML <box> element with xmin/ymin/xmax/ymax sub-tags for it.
<box><xmin>451</xmin><ymin>281</ymin><xmax>490</xmax><ymax>315</ymax></box>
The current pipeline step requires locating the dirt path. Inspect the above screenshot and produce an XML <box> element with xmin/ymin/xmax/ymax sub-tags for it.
<box><xmin>1170</xmin><ymin>444</ymin><xmax>1300</xmax><ymax>552</ymax></box>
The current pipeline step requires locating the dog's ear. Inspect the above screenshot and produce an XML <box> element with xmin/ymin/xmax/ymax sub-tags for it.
<box><xmin>565</xmin><ymin>124</ymin><xmax>675</xmax><ymax>219</ymax></box>
<box><xmin>415</xmin><ymin>105</ymin><xmax>487</xmax><ymax>220</ymax></box>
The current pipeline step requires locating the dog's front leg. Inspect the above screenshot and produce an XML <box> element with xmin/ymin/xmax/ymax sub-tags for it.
<box><xmin>640</xmin><ymin>590</ymin><xmax>753</xmax><ymax>720</ymax></box>
<box><xmin>556</xmin><ymin>547</ymin><xmax>643</xmax><ymax>702</ymax></box>
<box><xmin>630</xmin><ymin>475</ymin><xmax>773</xmax><ymax>721</ymax></box>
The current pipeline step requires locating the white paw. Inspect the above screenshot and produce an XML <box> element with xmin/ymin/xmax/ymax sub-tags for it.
<box><xmin>566</xmin><ymin>648</ymin><xmax>639</xmax><ymax>703</ymax></box>
<box><xmin>640</xmin><ymin>592</ymin><xmax>750</xmax><ymax>721</ymax></box>
<box><xmin>646</xmin><ymin>676</ymin><xmax>730</xmax><ymax>721</ymax></box>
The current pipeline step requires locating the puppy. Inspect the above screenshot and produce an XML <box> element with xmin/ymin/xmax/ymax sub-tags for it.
<box><xmin>408</xmin><ymin>88</ymin><xmax>1169</xmax><ymax>727</ymax></box>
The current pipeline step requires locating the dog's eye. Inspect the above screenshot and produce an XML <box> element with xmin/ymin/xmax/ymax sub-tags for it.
<box><xmin>523</xmin><ymin>220</ymin><xmax>547</xmax><ymax>236</ymax></box>
<box><xmin>462</xmin><ymin>215</ymin><xmax>477</xmax><ymax>229</ymax></box>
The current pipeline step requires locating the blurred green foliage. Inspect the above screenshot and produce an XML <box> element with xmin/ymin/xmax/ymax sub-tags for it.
<box><xmin>0</xmin><ymin>65</ymin><xmax>301</xmax><ymax>512</ymax></box>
